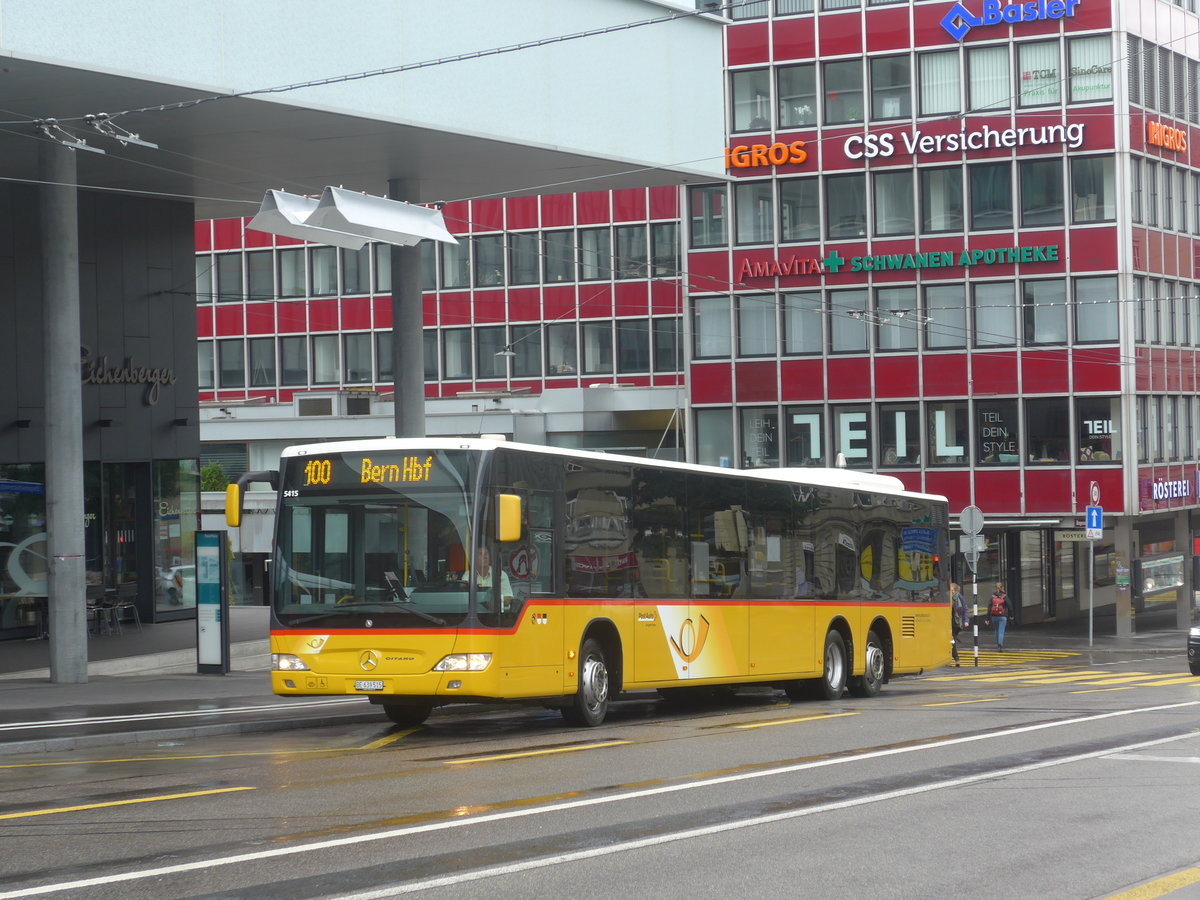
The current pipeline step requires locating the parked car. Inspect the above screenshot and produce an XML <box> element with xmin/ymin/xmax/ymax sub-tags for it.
<box><xmin>1188</xmin><ymin>625</ymin><xmax>1200</xmax><ymax>676</ymax></box>
<box><xmin>158</xmin><ymin>564</ymin><xmax>194</xmax><ymax>604</ymax></box>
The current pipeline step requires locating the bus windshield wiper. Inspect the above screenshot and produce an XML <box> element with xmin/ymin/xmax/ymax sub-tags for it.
<box><xmin>332</xmin><ymin>598</ymin><xmax>447</xmax><ymax>627</ymax></box>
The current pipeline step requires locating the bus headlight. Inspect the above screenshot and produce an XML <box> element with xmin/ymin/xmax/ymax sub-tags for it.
<box><xmin>433</xmin><ymin>653</ymin><xmax>492</xmax><ymax>672</ymax></box>
<box><xmin>273</xmin><ymin>653</ymin><xmax>310</xmax><ymax>671</ymax></box>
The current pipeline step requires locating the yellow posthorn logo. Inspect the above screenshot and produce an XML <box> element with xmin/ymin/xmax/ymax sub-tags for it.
<box><xmin>670</xmin><ymin>615</ymin><xmax>711</xmax><ymax>663</ymax></box>
<box><xmin>359</xmin><ymin>650</ymin><xmax>379</xmax><ymax>672</ymax></box>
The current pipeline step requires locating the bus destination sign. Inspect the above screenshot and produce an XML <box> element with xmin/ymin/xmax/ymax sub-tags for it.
<box><xmin>299</xmin><ymin>455</ymin><xmax>435</xmax><ymax>487</ymax></box>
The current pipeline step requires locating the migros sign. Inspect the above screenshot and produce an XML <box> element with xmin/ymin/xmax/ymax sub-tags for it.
<box><xmin>725</xmin><ymin>140</ymin><xmax>807</xmax><ymax>170</ymax></box>
<box><xmin>940</xmin><ymin>0</ymin><xmax>1080</xmax><ymax>41</ymax></box>
<box><xmin>1147</xmin><ymin>120</ymin><xmax>1187</xmax><ymax>153</ymax></box>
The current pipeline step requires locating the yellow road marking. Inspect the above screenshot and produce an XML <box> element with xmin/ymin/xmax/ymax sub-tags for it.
<box><xmin>923</xmin><ymin>697</ymin><xmax>1006</xmax><ymax>707</ymax></box>
<box><xmin>735</xmin><ymin>712</ymin><xmax>858</xmax><ymax>730</ymax></box>
<box><xmin>359</xmin><ymin>727</ymin><xmax>423</xmax><ymax>750</ymax></box>
<box><xmin>0</xmin><ymin>786</ymin><xmax>255</xmax><ymax>821</ymax></box>
<box><xmin>1070</xmin><ymin>687</ymin><xmax>1138</xmax><ymax>694</ymax></box>
<box><xmin>1140</xmin><ymin>677</ymin><xmax>1200</xmax><ymax>686</ymax></box>
<box><xmin>446</xmin><ymin>741</ymin><xmax>631</xmax><ymax>765</ymax></box>
<box><xmin>1103</xmin><ymin>865</ymin><xmax>1200</xmax><ymax>899</ymax></box>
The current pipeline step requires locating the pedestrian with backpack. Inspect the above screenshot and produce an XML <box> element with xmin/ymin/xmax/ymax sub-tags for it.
<box><xmin>989</xmin><ymin>581</ymin><xmax>1012</xmax><ymax>651</ymax></box>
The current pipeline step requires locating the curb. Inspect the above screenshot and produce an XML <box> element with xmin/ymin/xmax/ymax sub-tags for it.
<box><xmin>0</xmin><ymin>640</ymin><xmax>271</xmax><ymax>681</ymax></box>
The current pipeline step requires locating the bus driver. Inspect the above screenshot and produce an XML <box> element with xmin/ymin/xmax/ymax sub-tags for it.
<box><xmin>471</xmin><ymin>545</ymin><xmax>514</xmax><ymax>612</ymax></box>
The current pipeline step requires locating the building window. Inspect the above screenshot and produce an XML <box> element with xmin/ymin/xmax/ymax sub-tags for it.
<box><xmin>731</xmin><ymin>68</ymin><xmax>772</xmax><ymax>132</ymax></box>
<box><xmin>1018</xmin><ymin>41</ymin><xmax>1060</xmax><ymax>106</ymax></box>
<box><xmin>1131</xmin><ymin>159</ymin><xmax>1144</xmax><ymax>224</ymax></box>
<box><xmin>422</xmin><ymin>330</ymin><xmax>437</xmax><ymax>381</ymax></box>
<box><xmin>826</xmin><ymin>173</ymin><xmax>866</xmax><ymax>238</ymax></box>
<box><xmin>343</xmin><ymin>333</ymin><xmax>372</xmax><ymax>384</ymax></box>
<box><xmin>823</xmin><ymin>60</ymin><xmax>864</xmax><ymax>124</ymax></box>
<box><xmin>1075</xmin><ymin>277</ymin><xmax>1118</xmax><ymax>343</ymax></box>
<box><xmin>278</xmin><ymin>248</ymin><xmax>304</xmax><ymax>298</ymax></box>
<box><xmin>374</xmin><ymin>244</ymin><xmax>391</xmax><ymax>293</ymax></box>
<box><xmin>737</xmin><ymin>295</ymin><xmax>776</xmax><ymax>357</ymax></box>
<box><xmin>785</xmin><ymin>406</ymin><xmax>824</xmax><ymax>466</ymax></box>
<box><xmin>1022</xmin><ymin>280</ymin><xmax>1067</xmax><ymax>346</ymax></box>
<box><xmin>614</xmin><ymin>225</ymin><xmax>648</xmax><ymax>279</ymax></box>
<box><xmin>730</xmin><ymin>0</ymin><xmax>769</xmax><ymax>18</ymax></box>
<box><xmin>690</xmin><ymin>185</ymin><xmax>728</xmax><ymax>248</ymax></box>
<box><xmin>217</xmin><ymin>339</ymin><xmax>245</xmax><ymax>388</ymax></box>
<box><xmin>1160</xmin><ymin>47</ymin><xmax>1172</xmax><ymax>116</ymax></box>
<box><xmin>1071</xmin><ymin>157</ymin><xmax>1115</xmax><ymax>223</ymax></box>
<box><xmin>216</xmin><ymin>253</ymin><xmax>243</xmax><ymax>302</ymax></box>
<box><xmin>870</xmin><ymin>55</ymin><xmax>911</xmax><ymax>120</ymax></box>
<box><xmin>1020</xmin><ymin>159</ymin><xmax>1064</xmax><ymax>227</ymax></box>
<box><xmin>1026</xmin><ymin>398</ymin><xmax>1070</xmax><ymax>463</ymax></box>
<box><xmin>1143</xmin><ymin>39</ymin><xmax>1157</xmax><ymax>110</ymax></box>
<box><xmin>246</xmin><ymin>251</ymin><xmax>274</xmax><ymax>300</ymax></box>
<box><xmin>546</xmin><ymin>322</ymin><xmax>578</xmax><ymax>375</ymax></box>
<box><xmin>776</xmin><ymin>0</ymin><xmax>814</xmax><ymax>14</ymax></box>
<box><xmin>510</xmin><ymin>324</ymin><xmax>541</xmax><ymax>378</ymax></box>
<box><xmin>921</xmin><ymin>167</ymin><xmax>963</xmax><ymax>233</ymax></box>
<box><xmin>420</xmin><ymin>241</ymin><xmax>436</xmax><ymax>291</ymax></box>
<box><xmin>196</xmin><ymin>256</ymin><xmax>214</xmax><ymax>304</ymax></box>
<box><xmin>833</xmin><ymin>405</ymin><xmax>872</xmax><ymax>468</ymax></box>
<box><xmin>927</xmin><ymin>401</ymin><xmax>968</xmax><ymax>465</ymax></box>
<box><xmin>442</xmin><ymin>329</ymin><xmax>471</xmax><ymax>380</ymax></box>
<box><xmin>735</xmin><ymin>182</ymin><xmax>775</xmax><ymax>245</ymax></box>
<box><xmin>509</xmin><ymin>233</ymin><xmax>539</xmax><ymax>285</ymax></box>
<box><xmin>780</xmin><ymin>178</ymin><xmax>820</xmax><ymax>243</ymax></box>
<box><xmin>310</xmin><ymin>246</ymin><xmax>338</xmax><ymax>296</ymax></box>
<box><xmin>376</xmin><ymin>331</ymin><xmax>394</xmax><ymax>382</ymax></box>
<box><xmin>876</xmin><ymin>287</ymin><xmax>917</xmax><ymax>351</ymax></box>
<box><xmin>1137</xmin><ymin>395</ymin><xmax>1148</xmax><ymax>462</ymax></box>
<box><xmin>311</xmin><ymin>334</ymin><xmax>339</xmax><ymax>384</ymax></box>
<box><xmin>694</xmin><ymin>296</ymin><xmax>732</xmax><ymax>359</ymax></box>
<box><xmin>198</xmin><ymin>342</ymin><xmax>213</xmax><ymax>389</ymax></box>
<box><xmin>741</xmin><ymin>408</ymin><xmax>779</xmax><ymax>468</ymax></box>
<box><xmin>1163</xmin><ymin>166</ymin><xmax>1175</xmax><ymax>231</ymax></box>
<box><xmin>783</xmin><ymin>291</ymin><xmax>822</xmax><ymax>355</ymax></box>
<box><xmin>1069</xmin><ymin>35</ymin><xmax>1112</xmax><ymax>102</ymax></box>
<box><xmin>544</xmin><ymin>230</ymin><xmax>574</xmax><ymax>283</ymax></box>
<box><xmin>976</xmin><ymin>399</ymin><xmax>1019</xmax><ymax>465</ymax></box>
<box><xmin>873</xmin><ymin>170</ymin><xmax>913</xmax><ymax>236</ymax></box>
<box><xmin>651</xmin><ymin>223</ymin><xmax>679</xmax><ymax>276</ymax></box>
<box><xmin>1127</xmin><ymin>35</ymin><xmax>1141</xmax><ymax>106</ymax></box>
<box><xmin>830</xmin><ymin>289</ymin><xmax>868</xmax><ymax>353</ymax></box>
<box><xmin>442</xmin><ymin>241</ymin><xmax>469</xmax><ymax>289</ymax></box>
<box><xmin>249</xmin><ymin>337</ymin><xmax>275</xmax><ymax>386</ymax></box>
<box><xmin>617</xmin><ymin>319</ymin><xmax>651</xmax><ymax>372</ymax></box>
<box><xmin>696</xmin><ymin>408</ymin><xmax>735</xmax><ymax>468</ymax></box>
<box><xmin>342</xmin><ymin>246</ymin><xmax>369</xmax><ymax>295</ymax></box>
<box><xmin>974</xmin><ymin>282</ymin><xmax>1016</xmax><ymax>346</ymax></box>
<box><xmin>582</xmin><ymin>321</ymin><xmax>613</xmax><ymax>375</ymax></box>
<box><xmin>970</xmin><ymin>162</ymin><xmax>1013</xmax><ymax>230</ymax></box>
<box><xmin>925</xmin><ymin>284</ymin><xmax>966</xmax><ymax>349</ymax></box>
<box><xmin>280</xmin><ymin>336</ymin><xmax>307</xmax><ymax>386</ymax></box>
<box><xmin>968</xmin><ymin>45</ymin><xmax>1009</xmax><ymax>111</ymax></box>
<box><xmin>778</xmin><ymin>64</ymin><xmax>817</xmax><ymax>127</ymax></box>
<box><xmin>474</xmin><ymin>234</ymin><xmax>505</xmax><ymax>287</ymax></box>
<box><xmin>475</xmin><ymin>326</ymin><xmax>507</xmax><ymax>380</ymax></box>
<box><xmin>579</xmin><ymin>228</ymin><xmax>612</xmax><ymax>281</ymax></box>
<box><xmin>1146</xmin><ymin>161</ymin><xmax>1159</xmax><ymax>227</ymax></box>
<box><xmin>879</xmin><ymin>404</ymin><xmax>919</xmax><ymax>466</ymax></box>
<box><xmin>1178</xmin><ymin>169</ymin><xmax>1189</xmax><ymax>233</ymax></box>
<box><xmin>653</xmin><ymin>317</ymin><xmax>682</xmax><ymax>372</ymax></box>
<box><xmin>1077</xmin><ymin>397</ymin><xmax>1119</xmax><ymax>463</ymax></box>
<box><xmin>919</xmin><ymin>50</ymin><xmax>959</xmax><ymax>116</ymax></box>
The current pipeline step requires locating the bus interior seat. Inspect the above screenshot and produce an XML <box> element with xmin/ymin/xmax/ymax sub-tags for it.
<box><xmin>447</xmin><ymin>544</ymin><xmax>466</xmax><ymax>576</ymax></box>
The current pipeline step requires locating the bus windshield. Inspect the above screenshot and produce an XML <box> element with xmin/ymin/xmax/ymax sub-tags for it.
<box><xmin>272</xmin><ymin>449</ymin><xmax>477</xmax><ymax>629</ymax></box>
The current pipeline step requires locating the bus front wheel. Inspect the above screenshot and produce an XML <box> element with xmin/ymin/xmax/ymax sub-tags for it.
<box><xmin>817</xmin><ymin>630</ymin><xmax>847</xmax><ymax>700</ymax></box>
<box><xmin>381</xmin><ymin>703</ymin><xmax>433</xmax><ymax>727</ymax></box>
<box><xmin>849</xmin><ymin>629</ymin><xmax>885</xmax><ymax>698</ymax></box>
<box><xmin>563</xmin><ymin>638</ymin><xmax>610</xmax><ymax>727</ymax></box>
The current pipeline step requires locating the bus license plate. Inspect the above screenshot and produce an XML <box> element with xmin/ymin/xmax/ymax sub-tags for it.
<box><xmin>355</xmin><ymin>680</ymin><xmax>384</xmax><ymax>691</ymax></box>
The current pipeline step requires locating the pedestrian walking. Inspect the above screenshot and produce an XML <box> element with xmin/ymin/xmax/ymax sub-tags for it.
<box><xmin>950</xmin><ymin>581</ymin><xmax>969</xmax><ymax>666</ymax></box>
<box><xmin>989</xmin><ymin>581</ymin><xmax>1012</xmax><ymax>650</ymax></box>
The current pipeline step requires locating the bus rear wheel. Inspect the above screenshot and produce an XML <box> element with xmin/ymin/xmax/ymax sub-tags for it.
<box><xmin>816</xmin><ymin>630</ymin><xmax>847</xmax><ymax>700</ymax></box>
<box><xmin>381</xmin><ymin>703</ymin><xmax>433</xmax><ymax>727</ymax></box>
<box><xmin>849</xmin><ymin>629</ymin><xmax>885</xmax><ymax>698</ymax></box>
<box><xmin>563</xmin><ymin>638</ymin><xmax>610</xmax><ymax>727</ymax></box>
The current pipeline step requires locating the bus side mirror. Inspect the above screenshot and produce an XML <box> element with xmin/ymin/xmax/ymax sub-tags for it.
<box><xmin>225</xmin><ymin>483</ymin><xmax>242</xmax><ymax>528</ymax></box>
<box><xmin>497</xmin><ymin>493</ymin><xmax>522</xmax><ymax>543</ymax></box>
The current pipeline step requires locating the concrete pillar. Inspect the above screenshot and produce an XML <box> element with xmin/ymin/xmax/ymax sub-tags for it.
<box><xmin>1174</xmin><ymin>510</ymin><xmax>1191</xmax><ymax>630</ymax></box>
<box><xmin>1114</xmin><ymin>515</ymin><xmax>1134</xmax><ymax>638</ymax></box>
<box><xmin>388</xmin><ymin>178</ymin><xmax>426</xmax><ymax>439</ymax></box>
<box><xmin>39</xmin><ymin>139</ymin><xmax>88</xmax><ymax>683</ymax></box>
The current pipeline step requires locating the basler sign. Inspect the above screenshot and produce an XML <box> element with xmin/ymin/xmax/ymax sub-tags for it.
<box><xmin>940</xmin><ymin>0</ymin><xmax>1081</xmax><ymax>42</ymax></box>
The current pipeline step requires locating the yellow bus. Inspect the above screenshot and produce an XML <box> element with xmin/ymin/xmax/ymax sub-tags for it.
<box><xmin>227</xmin><ymin>438</ymin><xmax>951</xmax><ymax>727</ymax></box>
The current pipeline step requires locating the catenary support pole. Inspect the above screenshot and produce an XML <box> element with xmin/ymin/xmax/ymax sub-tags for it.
<box><xmin>40</xmin><ymin>138</ymin><xmax>88</xmax><ymax>683</ymax></box>
<box><xmin>389</xmin><ymin>178</ymin><xmax>426</xmax><ymax>439</ymax></box>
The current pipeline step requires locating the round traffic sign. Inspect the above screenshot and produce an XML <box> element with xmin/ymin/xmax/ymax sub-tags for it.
<box><xmin>960</xmin><ymin>505</ymin><xmax>984</xmax><ymax>535</ymax></box>
<box><xmin>1090</xmin><ymin>481</ymin><xmax>1100</xmax><ymax>505</ymax></box>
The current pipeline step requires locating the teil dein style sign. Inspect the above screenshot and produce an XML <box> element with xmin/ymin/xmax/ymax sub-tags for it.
<box><xmin>941</xmin><ymin>0</ymin><xmax>1081</xmax><ymax>42</ymax></box>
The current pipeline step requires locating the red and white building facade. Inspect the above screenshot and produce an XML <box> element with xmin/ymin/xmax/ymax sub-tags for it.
<box><xmin>198</xmin><ymin>0</ymin><xmax>1200</xmax><ymax>631</ymax></box>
